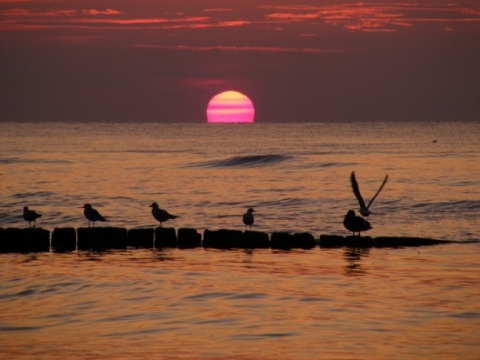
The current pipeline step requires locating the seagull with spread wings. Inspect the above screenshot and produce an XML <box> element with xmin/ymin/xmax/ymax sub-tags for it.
<box><xmin>350</xmin><ymin>171</ymin><xmax>388</xmax><ymax>218</ymax></box>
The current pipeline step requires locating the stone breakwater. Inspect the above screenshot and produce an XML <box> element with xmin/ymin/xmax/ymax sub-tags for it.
<box><xmin>0</xmin><ymin>227</ymin><xmax>456</xmax><ymax>253</ymax></box>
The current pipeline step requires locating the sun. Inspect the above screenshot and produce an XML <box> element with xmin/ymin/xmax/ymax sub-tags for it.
<box><xmin>206</xmin><ymin>90</ymin><xmax>255</xmax><ymax>123</ymax></box>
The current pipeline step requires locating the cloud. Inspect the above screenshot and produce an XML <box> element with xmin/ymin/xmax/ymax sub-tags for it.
<box><xmin>0</xmin><ymin>0</ymin><xmax>45</xmax><ymax>3</ymax></box>
<box><xmin>135</xmin><ymin>44</ymin><xmax>337</xmax><ymax>54</ymax></box>
<box><xmin>1</xmin><ymin>2</ymin><xmax>479</xmax><ymax>36</ymax></box>
<box><xmin>266</xmin><ymin>13</ymin><xmax>319</xmax><ymax>21</ymax></box>
<box><xmin>82</xmin><ymin>9</ymin><xmax>122</xmax><ymax>16</ymax></box>
<box><xmin>0</xmin><ymin>8</ymin><xmax>76</xmax><ymax>16</ymax></box>
<box><xmin>203</xmin><ymin>8</ymin><xmax>234</xmax><ymax>13</ymax></box>
<box><xmin>261</xmin><ymin>3</ymin><xmax>480</xmax><ymax>33</ymax></box>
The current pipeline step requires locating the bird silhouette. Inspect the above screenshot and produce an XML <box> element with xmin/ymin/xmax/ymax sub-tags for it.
<box><xmin>343</xmin><ymin>210</ymin><xmax>372</xmax><ymax>236</ymax></box>
<box><xmin>350</xmin><ymin>171</ymin><xmax>388</xmax><ymax>218</ymax></box>
<box><xmin>149</xmin><ymin>202</ymin><xmax>177</xmax><ymax>226</ymax></box>
<box><xmin>243</xmin><ymin>208</ymin><xmax>255</xmax><ymax>230</ymax></box>
<box><xmin>23</xmin><ymin>206</ymin><xmax>42</xmax><ymax>228</ymax></box>
<box><xmin>82</xmin><ymin>204</ymin><xmax>108</xmax><ymax>228</ymax></box>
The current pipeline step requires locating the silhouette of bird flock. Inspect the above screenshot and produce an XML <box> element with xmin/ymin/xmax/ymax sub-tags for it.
<box><xmin>20</xmin><ymin>172</ymin><xmax>388</xmax><ymax>237</ymax></box>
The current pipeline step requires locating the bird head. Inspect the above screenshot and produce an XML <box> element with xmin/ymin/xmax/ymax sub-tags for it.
<box><xmin>82</xmin><ymin>204</ymin><xmax>92</xmax><ymax>209</ymax></box>
<box><xmin>149</xmin><ymin>202</ymin><xmax>159</xmax><ymax>208</ymax></box>
<box><xmin>346</xmin><ymin>210</ymin><xmax>356</xmax><ymax>218</ymax></box>
<box><xmin>247</xmin><ymin>208</ymin><xmax>255</xmax><ymax>213</ymax></box>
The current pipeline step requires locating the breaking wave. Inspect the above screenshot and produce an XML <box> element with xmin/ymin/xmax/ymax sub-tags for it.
<box><xmin>189</xmin><ymin>154</ymin><xmax>293</xmax><ymax>168</ymax></box>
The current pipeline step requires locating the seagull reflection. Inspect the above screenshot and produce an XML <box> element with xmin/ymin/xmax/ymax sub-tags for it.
<box><xmin>343</xmin><ymin>248</ymin><xmax>370</xmax><ymax>276</ymax></box>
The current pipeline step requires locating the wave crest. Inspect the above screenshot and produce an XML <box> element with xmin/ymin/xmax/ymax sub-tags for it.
<box><xmin>190</xmin><ymin>154</ymin><xmax>293</xmax><ymax>168</ymax></box>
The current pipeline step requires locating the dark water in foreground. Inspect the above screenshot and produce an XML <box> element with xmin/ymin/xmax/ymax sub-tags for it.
<box><xmin>1</xmin><ymin>245</ymin><xmax>479</xmax><ymax>359</ymax></box>
<box><xmin>1</xmin><ymin>122</ymin><xmax>479</xmax><ymax>358</ymax></box>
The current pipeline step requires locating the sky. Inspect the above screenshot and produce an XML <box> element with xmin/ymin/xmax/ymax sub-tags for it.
<box><xmin>1</xmin><ymin>0</ymin><xmax>479</xmax><ymax>123</ymax></box>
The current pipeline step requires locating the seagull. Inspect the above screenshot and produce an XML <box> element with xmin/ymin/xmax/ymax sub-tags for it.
<box><xmin>243</xmin><ymin>208</ymin><xmax>255</xmax><ymax>230</ymax></box>
<box><xmin>23</xmin><ymin>206</ymin><xmax>42</xmax><ymax>228</ymax></box>
<box><xmin>343</xmin><ymin>210</ymin><xmax>372</xmax><ymax>236</ymax></box>
<box><xmin>149</xmin><ymin>202</ymin><xmax>177</xmax><ymax>226</ymax></box>
<box><xmin>350</xmin><ymin>171</ymin><xmax>388</xmax><ymax>218</ymax></box>
<box><xmin>82</xmin><ymin>203</ymin><xmax>108</xmax><ymax>228</ymax></box>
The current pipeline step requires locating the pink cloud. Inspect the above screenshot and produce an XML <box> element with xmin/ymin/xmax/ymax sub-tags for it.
<box><xmin>266</xmin><ymin>13</ymin><xmax>319</xmax><ymax>21</ymax></box>
<box><xmin>135</xmin><ymin>44</ymin><xmax>337</xmax><ymax>54</ymax></box>
<box><xmin>82</xmin><ymin>9</ymin><xmax>122</xmax><ymax>16</ymax></box>
<box><xmin>0</xmin><ymin>8</ymin><xmax>76</xmax><ymax>16</ymax></box>
<box><xmin>1</xmin><ymin>2</ymin><xmax>479</xmax><ymax>36</ymax></box>
<box><xmin>203</xmin><ymin>8</ymin><xmax>234</xmax><ymax>13</ymax></box>
<box><xmin>261</xmin><ymin>3</ymin><xmax>480</xmax><ymax>33</ymax></box>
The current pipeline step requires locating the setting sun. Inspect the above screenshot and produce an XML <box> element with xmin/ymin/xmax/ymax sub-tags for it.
<box><xmin>206</xmin><ymin>91</ymin><xmax>255</xmax><ymax>123</ymax></box>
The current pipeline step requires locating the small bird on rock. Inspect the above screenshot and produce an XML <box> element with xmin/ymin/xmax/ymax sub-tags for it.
<box><xmin>149</xmin><ymin>202</ymin><xmax>177</xmax><ymax>226</ymax></box>
<box><xmin>82</xmin><ymin>203</ymin><xmax>108</xmax><ymax>228</ymax></box>
<box><xmin>343</xmin><ymin>210</ymin><xmax>372</xmax><ymax>236</ymax></box>
<box><xmin>243</xmin><ymin>208</ymin><xmax>255</xmax><ymax>230</ymax></box>
<box><xmin>23</xmin><ymin>206</ymin><xmax>42</xmax><ymax>228</ymax></box>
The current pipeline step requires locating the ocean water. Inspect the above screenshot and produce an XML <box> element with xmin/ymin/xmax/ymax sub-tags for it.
<box><xmin>0</xmin><ymin>121</ymin><xmax>479</xmax><ymax>359</ymax></box>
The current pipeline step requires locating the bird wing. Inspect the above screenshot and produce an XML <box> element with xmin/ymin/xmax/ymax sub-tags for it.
<box><xmin>160</xmin><ymin>209</ymin><xmax>177</xmax><ymax>219</ymax></box>
<box><xmin>366</xmin><ymin>174</ymin><xmax>389</xmax><ymax>209</ymax></box>
<box><xmin>350</xmin><ymin>171</ymin><xmax>367</xmax><ymax>209</ymax></box>
<box><xmin>93</xmin><ymin>209</ymin><xmax>107</xmax><ymax>221</ymax></box>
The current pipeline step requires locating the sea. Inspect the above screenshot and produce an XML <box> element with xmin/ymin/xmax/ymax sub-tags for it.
<box><xmin>0</xmin><ymin>121</ymin><xmax>479</xmax><ymax>359</ymax></box>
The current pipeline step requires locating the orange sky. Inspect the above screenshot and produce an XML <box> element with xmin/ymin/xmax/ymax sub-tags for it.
<box><xmin>1</xmin><ymin>0</ymin><xmax>479</xmax><ymax>122</ymax></box>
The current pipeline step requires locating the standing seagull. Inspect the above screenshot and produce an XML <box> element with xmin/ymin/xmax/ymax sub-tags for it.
<box><xmin>149</xmin><ymin>202</ymin><xmax>177</xmax><ymax>227</ymax></box>
<box><xmin>243</xmin><ymin>208</ymin><xmax>255</xmax><ymax>230</ymax></box>
<box><xmin>343</xmin><ymin>210</ymin><xmax>372</xmax><ymax>236</ymax></box>
<box><xmin>82</xmin><ymin>203</ymin><xmax>108</xmax><ymax>228</ymax></box>
<box><xmin>23</xmin><ymin>206</ymin><xmax>42</xmax><ymax>228</ymax></box>
<box><xmin>350</xmin><ymin>171</ymin><xmax>388</xmax><ymax>218</ymax></box>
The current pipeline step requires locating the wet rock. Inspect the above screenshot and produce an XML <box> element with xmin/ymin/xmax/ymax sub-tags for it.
<box><xmin>202</xmin><ymin>229</ymin><xmax>243</xmax><ymax>249</ymax></box>
<box><xmin>0</xmin><ymin>228</ymin><xmax>50</xmax><ymax>253</ymax></box>
<box><xmin>77</xmin><ymin>227</ymin><xmax>127</xmax><ymax>251</ymax></box>
<box><xmin>271</xmin><ymin>232</ymin><xmax>294</xmax><ymax>250</ymax></box>
<box><xmin>293</xmin><ymin>232</ymin><xmax>316</xmax><ymax>249</ymax></box>
<box><xmin>154</xmin><ymin>227</ymin><xmax>177</xmax><ymax>248</ymax></box>
<box><xmin>374</xmin><ymin>236</ymin><xmax>451</xmax><ymax>248</ymax></box>
<box><xmin>128</xmin><ymin>228</ymin><xmax>154</xmax><ymax>248</ymax></box>
<box><xmin>178</xmin><ymin>228</ymin><xmax>201</xmax><ymax>249</ymax></box>
<box><xmin>52</xmin><ymin>227</ymin><xmax>76</xmax><ymax>252</ymax></box>
<box><xmin>320</xmin><ymin>235</ymin><xmax>359</xmax><ymax>248</ymax></box>
<box><xmin>243</xmin><ymin>230</ymin><xmax>270</xmax><ymax>249</ymax></box>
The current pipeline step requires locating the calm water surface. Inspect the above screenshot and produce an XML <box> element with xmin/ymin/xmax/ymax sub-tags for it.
<box><xmin>1</xmin><ymin>122</ymin><xmax>479</xmax><ymax>358</ymax></box>
<box><xmin>1</xmin><ymin>245</ymin><xmax>479</xmax><ymax>359</ymax></box>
